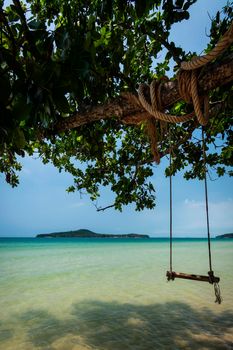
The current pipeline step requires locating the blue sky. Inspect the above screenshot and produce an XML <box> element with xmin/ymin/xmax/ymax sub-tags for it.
<box><xmin>0</xmin><ymin>0</ymin><xmax>232</xmax><ymax>237</ymax></box>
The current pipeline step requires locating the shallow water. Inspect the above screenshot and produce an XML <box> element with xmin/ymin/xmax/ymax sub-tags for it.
<box><xmin>0</xmin><ymin>237</ymin><xmax>232</xmax><ymax>350</ymax></box>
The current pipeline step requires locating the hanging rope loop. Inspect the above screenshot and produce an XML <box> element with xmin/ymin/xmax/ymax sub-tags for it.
<box><xmin>137</xmin><ymin>69</ymin><xmax>209</xmax><ymax>128</ymax></box>
<box><xmin>125</xmin><ymin>21</ymin><xmax>233</xmax><ymax>164</ymax></box>
<box><xmin>138</xmin><ymin>82</ymin><xmax>194</xmax><ymax>124</ymax></box>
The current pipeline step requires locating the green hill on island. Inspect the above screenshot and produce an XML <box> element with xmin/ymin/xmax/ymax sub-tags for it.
<box><xmin>36</xmin><ymin>229</ymin><xmax>150</xmax><ymax>239</ymax></box>
<box><xmin>215</xmin><ymin>233</ymin><xmax>233</xmax><ymax>239</ymax></box>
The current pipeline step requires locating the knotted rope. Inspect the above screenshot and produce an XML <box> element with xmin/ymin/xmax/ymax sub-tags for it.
<box><xmin>135</xmin><ymin>70</ymin><xmax>206</xmax><ymax>162</ymax></box>
<box><xmin>138</xmin><ymin>81</ymin><xmax>195</xmax><ymax>124</ymax></box>
<box><xmin>126</xmin><ymin>21</ymin><xmax>233</xmax><ymax>162</ymax></box>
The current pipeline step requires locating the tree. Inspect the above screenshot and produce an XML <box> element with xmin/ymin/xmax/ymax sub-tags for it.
<box><xmin>0</xmin><ymin>0</ymin><xmax>232</xmax><ymax>211</ymax></box>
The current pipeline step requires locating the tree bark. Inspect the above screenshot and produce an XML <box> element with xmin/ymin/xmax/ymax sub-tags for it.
<box><xmin>54</xmin><ymin>56</ymin><xmax>233</xmax><ymax>134</ymax></box>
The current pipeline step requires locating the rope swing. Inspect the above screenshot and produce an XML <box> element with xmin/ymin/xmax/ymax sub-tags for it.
<box><xmin>166</xmin><ymin>126</ymin><xmax>222</xmax><ymax>304</ymax></box>
<box><xmin>131</xmin><ymin>21</ymin><xmax>233</xmax><ymax>304</ymax></box>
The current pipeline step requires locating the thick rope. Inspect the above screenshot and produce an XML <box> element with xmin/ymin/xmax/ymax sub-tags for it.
<box><xmin>138</xmin><ymin>83</ymin><xmax>195</xmax><ymax>123</ymax></box>
<box><xmin>146</xmin><ymin>118</ymin><xmax>161</xmax><ymax>163</ymax></box>
<box><xmin>125</xmin><ymin>22</ymin><xmax>232</xmax><ymax>168</ymax></box>
<box><xmin>181</xmin><ymin>21</ymin><xmax>233</xmax><ymax>70</ymax></box>
<box><xmin>169</xmin><ymin>127</ymin><xmax>173</xmax><ymax>275</ymax></box>
<box><xmin>190</xmin><ymin>70</ymin><xmax>209</xmax><ymax>126</ymax></box>
<box><xmin>202</xmin><ymin>128</ymin><xmax>212</xmax><ymax>272</ymax></box>
<box><xmin>136</xmin><ymin>21</ymin><xmax>233</xmax><ymax>128</ymax></box>
<box><xmin>214</xmin><ymin>282</ymin><xmax>222</xmax><ymax>304</ymax></box>
<box><xmin>202</xmin><ymin>128</ymin><xmax>223</xmax><ymax>304</ymax></box>
<box><xmin>177</xmin><ymin>70</ymin><xmax>192</xmax><ymax>103</ymax></box>
<box><xmin>138</xmin><ymin>70</ymin><xmax>209</xmax><ymax>127</ymax></box>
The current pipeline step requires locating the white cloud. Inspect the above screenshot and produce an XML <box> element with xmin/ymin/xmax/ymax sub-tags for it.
<box><xmin>184</xmin><ymin>198</ymin><xmax>204</xmax><ymax>208</ymax></box>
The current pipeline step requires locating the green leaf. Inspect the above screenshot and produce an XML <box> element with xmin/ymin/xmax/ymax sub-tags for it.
<box><xmin>217</xmin><ymin>167</ymin><xmax>225</xmax><ymax>176</ymax></box>
<box><xmin>183</xmin><ymin>11</ymin><xmax>190</xmax><ymax>20</ymax></box>
<box><xmin>28</xmin><ymin>19</ymin><xmax>45</xmax><ymax>30</ymax></box>
<box><xmin>7</xmin><ymin>5</ymin><xmax>20</xmax><ymax>22</ymax></box>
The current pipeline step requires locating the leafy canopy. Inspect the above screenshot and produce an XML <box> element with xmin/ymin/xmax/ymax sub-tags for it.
<box><xmin>0</xmin><ymin>0</ymin><xmax>232</xmax><ymax>210</ymax></box>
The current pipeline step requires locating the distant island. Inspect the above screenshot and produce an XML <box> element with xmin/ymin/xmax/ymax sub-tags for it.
<box><xmin>215</xmin><ymin>233</ymin><xmax>233</xmax><ymax>239</ymax></box>
<box><xmin>36</xmin><ymin>229</ymin><xmax>150</xmax><ymax>239</ymax></box>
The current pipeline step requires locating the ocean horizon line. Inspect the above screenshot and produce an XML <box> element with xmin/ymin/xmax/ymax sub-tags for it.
<box><xmin>0</xmin><ymin>235</ymin><xmax>223</xmax><ymax>239</ymax></box>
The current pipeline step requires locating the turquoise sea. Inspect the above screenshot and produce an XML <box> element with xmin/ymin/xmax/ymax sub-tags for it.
<box><xmin>0</xmin><ymin>237</ymin><xmax>232</xmax><ymax>350</ymax></box>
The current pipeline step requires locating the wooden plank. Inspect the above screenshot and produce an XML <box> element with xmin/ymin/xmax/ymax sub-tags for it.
<box><xmin>166</xmin><ymin>271</ymin><xmax>220</xmax><ymax>283</ymax></box>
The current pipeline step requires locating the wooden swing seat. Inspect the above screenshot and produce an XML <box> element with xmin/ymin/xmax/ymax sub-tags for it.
<box><xmin>166</xmin><ymin>271</ymin><xmax>220</xmax><ymax>284</ymax></box>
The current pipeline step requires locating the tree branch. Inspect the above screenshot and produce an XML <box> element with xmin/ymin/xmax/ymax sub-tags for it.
<box><xmin>96</xmin><ymin>204</ymin><xmax>115</xmax><ymax>212</ymax></box>
<box><xmin>53</xmin><ymin>55</ymin><xmax>233</xmax><ymax>134</ymax></box>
